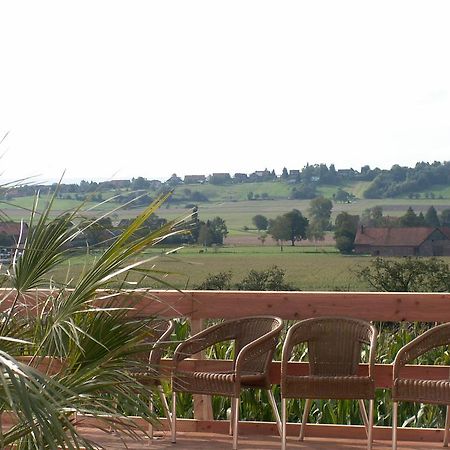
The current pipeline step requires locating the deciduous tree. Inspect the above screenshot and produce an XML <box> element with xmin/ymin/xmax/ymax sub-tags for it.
<box><xmin>252</xmin><ymin>214</ymin><xmax>268</xmax><ymax>231</ymax></box>
<box><xmin>334</xmin><ymin>212</ymin><xmax>359</xmax><ymax>254</ymax></box>
<box><xmin>268</xmin><ymin>209</ymin><xmax>308</xmax><ymax>246</ymax></box>
<box><xmin>356</xmin><ymin>257</ymin><xmax>450</xmax><ymax>292</ymax></box>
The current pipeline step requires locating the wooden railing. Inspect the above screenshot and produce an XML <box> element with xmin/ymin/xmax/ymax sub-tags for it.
<box><xmin>116</xmin><ymin>289</ymin><xmax>450</xmax><ymax>442</ymax></box>
<box><xmin>4</xmin><ymin>289</ymin><xmax>450</xmax><ymax>442</ymax></box>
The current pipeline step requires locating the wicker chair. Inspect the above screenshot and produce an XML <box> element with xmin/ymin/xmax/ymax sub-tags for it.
<box><xmin>392</xmin><ymin>322</ymin><xmax>450</xmax><ymax>450</ymax></box>
<box><xmin>280</xmin><ymin>316</ymin><xmax>377</xmax><ymax>450</ymax></box>
<box><xmin>131</xmin><ymin>318</ymin><xmax>174</xmax><ymax>439</ymax></box>
<box><xmin>171</xmin><ymin>316</ymin><xmax>284</xmax><ymax>450</ymax></box>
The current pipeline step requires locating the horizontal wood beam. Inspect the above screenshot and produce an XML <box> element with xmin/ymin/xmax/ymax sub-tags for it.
<box><xmin>162</xmin><ymin>359</ymin><xmax>450</xmax><ymax>389</ymax></box>
<box><xmin>2</xmin><ymin>289</ymin><xmax>450</xmax><ymax>322</ymax></box>
<box><xmin>109</xmin><ymin>290</ymin><xmax>450</xmax><ymax>322</ymax></box>
<box><xmin>53</xmin><ymin>415</ymin><xmax>449</xmax><ymax>443</ymax></box>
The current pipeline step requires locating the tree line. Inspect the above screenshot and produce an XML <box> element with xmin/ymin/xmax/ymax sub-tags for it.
<box><xmin>250</xmin><ymin>202</ymin><xmax>450</xmax><ymax>255</ymax></box>
<box><xmin>5</xmin><ymin>160</ymin><xmax>449</xmax><ymax>202</ymax></box>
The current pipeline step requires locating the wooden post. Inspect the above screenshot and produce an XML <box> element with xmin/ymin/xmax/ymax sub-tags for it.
<box><xmin>190</xmin><ymin>318</ymin><xmax>213</xmax><ymax>421</ymax></box>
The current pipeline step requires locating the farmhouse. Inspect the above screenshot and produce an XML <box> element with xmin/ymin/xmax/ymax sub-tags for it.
<box><xmin>0</xmin><ymin>222</ymin><xmax>29</xmax><ymax>243</ymax></box>
<box><xmin>183</xmin><ymin>175</ymin><xmax>206</xmax><ymax>184</ymax></box>
<box><xmin>354</xmin><ymin>226</ymin><xmax>450</xmax><ymax>256</ymax></box>
<box><xmin>233</xmin><ymin>173</ymin><xmax>248</xmax><ymax>182</ymax></box>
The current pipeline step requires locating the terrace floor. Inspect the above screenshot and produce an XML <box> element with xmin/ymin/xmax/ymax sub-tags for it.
<box><xmin>80</xmin><ymin>428</ymin><xmax>444</xmax><ymax>449</ymax></box>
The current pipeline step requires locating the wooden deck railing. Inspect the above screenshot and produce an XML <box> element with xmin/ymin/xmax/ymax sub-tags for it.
<box><xmin>4</xmin><ymin>289</ymin><xmax>450</xmax><ymax>442</ymax></box>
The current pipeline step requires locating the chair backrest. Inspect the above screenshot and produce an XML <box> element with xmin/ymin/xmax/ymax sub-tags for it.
<box><xmin>232</xmin><ymin>316</ymin><xmax>283</xmax><ymax>375</ymax></box>
<box><xmin>286</xmin><ymin>317</ymin><xmax>376</xmax><ymax>377</ymax></box>
<box><xmin>394</xmin><ymin>322</ymin><xmax>450</xmax><ymax>372</ymax></box>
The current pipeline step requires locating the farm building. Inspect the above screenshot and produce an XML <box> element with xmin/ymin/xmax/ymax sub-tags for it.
<box><xmin>0</xmin><ymin>222</ymin><xmax>29</xmax><ymax>243</ymax></box>
<box><xmin>183</xmin><ymin>175</ymin><xmax>206</xmax><ymax>184</ymax></box>
<box><xmin>0</xmin><ymin>222</ymin><xmax>29</xmax><ymax>261</ymax></box>
<box><xmin>354</xmin><ymin>226</ymin><xmax>450</xmax><ymax>256</ymax></box>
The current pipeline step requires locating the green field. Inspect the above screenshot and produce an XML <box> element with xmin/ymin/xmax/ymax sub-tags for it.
<box><xmin>49</xmin><ymin>246</ymin><xmax>450</xmax><ymax>291</ymax></box>
<box><xmin>3</xmin><ymin>178</ymin><xmax>449</xmax><ymax>225</ymax></box>
<box><xmin>3</xmin><ymin>187</ymin><xmax>450</xmax><ymax>243</ymax></box>
<box><xmin>159</xmin><ymin>197</ymin><xmax>450</xmax><ymax>236</ymax></box>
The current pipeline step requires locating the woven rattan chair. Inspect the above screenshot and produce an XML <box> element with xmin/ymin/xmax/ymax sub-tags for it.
<box><xmin>392</xmin><ymin>322</ymin><xmax>450</xmax><ymax>450</ymax></box>
<box><xmin>281</xmin><ymin>316</ymin><xmax>377</xmax><ymax>450</ymax></box>
<box><xmin>131</xmin><ymin>318</ymin><xmax>174</xmax><ymax>439</ymax></box>
<box><xmin>171</xmin><ymin>316</ymin><xmax>284</xmax><ymax>450</ymax></box>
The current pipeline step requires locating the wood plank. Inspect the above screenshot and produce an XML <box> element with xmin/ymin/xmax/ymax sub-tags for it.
<box><xmin>162</xmin><ymin>359</ymin><xmax>450</xmax><ymax>389</ymax></box>
<box><xmin>3</xmin><ymin>289</ymin><xmax>450</xmax><ymax>322</ymax></box>
<box><xmin>190</xmin><ymin>318</ymin><xmax>214</xmax><ymax>421</ymax></box>
<box><xmin>36</xmin><ymin>416</ymin><xmax>450</xmax><ymax>443</ymax></box>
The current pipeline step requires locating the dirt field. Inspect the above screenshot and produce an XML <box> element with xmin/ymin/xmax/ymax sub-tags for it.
<box><xmin>224</xmin><ymin>234</ymin><xmax>335</xmax><ymax>246</ymax></box>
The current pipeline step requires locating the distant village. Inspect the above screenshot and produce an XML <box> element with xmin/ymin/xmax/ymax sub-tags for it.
<box><xmin>1</xmin><ymin>161</ymin><xmax>450</xmax><ymax>259</ymax></box>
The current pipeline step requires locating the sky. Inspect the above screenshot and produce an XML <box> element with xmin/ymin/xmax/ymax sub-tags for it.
<box><xmin>1</xmin><ymin>1</ymin><xmax>449</xmax><ymax>184</ymax></box>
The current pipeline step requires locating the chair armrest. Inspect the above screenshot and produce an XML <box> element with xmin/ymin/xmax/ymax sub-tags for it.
<box><xmin>280</xmin><ymin>323</ymin><xmax>309</xmax><ymax>385</ymax></box>
<box><xmin>367</xmin><ymin>324</ymin><xmax>377</xmax><ymax>379</ymax></box>
<box><xmin>234</xmin><ymin>325</ymin><xmax>281</xmax><ymax>377</ymax></box>
<box><xmin>393</xmin><ymin>338</ymin><xmax>417</xmax><ymax>380</ymax></box>
<box><xmin>392</xmin><ymin>323</ymin><xmax>450</xmax><ymax>380</ymax></box>
<box><xmin>172</xmin><ymin>321</ymin><xmax>236</xmax><ymax>367</ymax></box>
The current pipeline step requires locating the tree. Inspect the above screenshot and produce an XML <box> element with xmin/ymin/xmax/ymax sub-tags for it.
<box><xmin>290</xmin><ymin>183</ymin><xmax>316</xmax><ymax>199</ymax></box>
<box><xmin>399</xmin><ymin>207</ymin><xmax>424</xmax><ymax>227</ymax></box>
<box><xmin>308</xmin><ymin>196</ymin><xmax>332</xmax><ymax>231</ymax></box>
<box><xmin>210</xmin><ymin>216</ymin><xmax>228</xmax><ymax>244</ymax></box>
<box><xmin>257</xmin><ymin>232</ymin><xmax>267</xmax><ymax>245</ymax></box>
<box><xmin>441</xmin><ymin>209</ymin><xmax>450</xmax><ymax>227</ymax></box>
<box><xmin>361</xmin><ymin>206</ymin><xmax>384</xmax><ymax>226</ymax></box>
<box><xmin>194</xmin><ymin>266</ymin><xmax>294</xmax><ymax>291</ymax></box>
<box><xmin>194</xmin><ymin>271</ymin><xmax>233</xmax><ymax>290</ymax></box>
<box><xmin>306</xmin><ymin>220</ymin><xmax>325</xmax><ymax>242</ymax></box>
<box><xmin>235</xmin><ymin>266</ymin><xmax>294</xmax><ymax>291</ymax></box>
<box><xmin>198</xmin><ymin>217</ymin><xmax>228</xmax><ymax>246</ymax></box>
<box><xmin>131</xmin><ymin>176</ymin><xmax>150</xmax><ymax>190</ymax></box>
<box><xmin>333</xmin><ymin>188</ymin><xmax>355</xmax><ymax>203</ymax></box>
<box><xmin>252</xmin><ymin>214</ymin><xmax>269</xmax><ymax>231</ymax></box>
<box><xmin>356</xmin><ymin>257</ymin><xmax>450</xmax><ymax>292</ymax></box>
<box><xmin>198</xmin><ymin>222</ymin><xmax>214</xmax><ymax>247</ymax></box>
<box><xmin>268</xmin><ymin>209</ymin><xmax>308</xmax><ymax>246</ymax></box>
<box><xmin>334</xmin><ymin>212</ymin><xmax>359</xmax><ymax>254</ymax></box>
<box><xmin>425</xmin><ymin>206</ymin><xmax>440</xmax><ymax>227</ymax></box>
<box><xmin>281</xmin><ymin>167</ymin><xmax>289</xmax><ymax>179</ymax></box>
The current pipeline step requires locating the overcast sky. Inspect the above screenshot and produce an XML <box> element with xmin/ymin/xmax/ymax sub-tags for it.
<box><xmin>1</xmin><ymin>1</ymin><xmax>449</xmax><ymax>183</ymax></box>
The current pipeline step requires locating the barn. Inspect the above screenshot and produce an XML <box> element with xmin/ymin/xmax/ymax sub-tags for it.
<box><xmin>354</xmin><ymin>226</ymin><xmax>450</xmax><ymax>256</ymax></box>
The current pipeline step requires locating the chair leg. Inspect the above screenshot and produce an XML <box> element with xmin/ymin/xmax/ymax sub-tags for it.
<box><xmin>229</xmin><ymin>398</ymin><xmax>236</xmax><ymax>436</ymax></box>
<box><xmin>232</xmin><ymin>396</ymin><xmax>239</xmax><ymax>450</ymax></box>
<box><xmin>171</xmin><ymin>392</ymin><xmax>176</xmax><ymax>443</ymax></box>
<box><xmin>299</xmin><ymin>398</ymin><xmax>311</xmax><ymax>441</ymax></box>
<box><xmin>358</xmin><ymin>399</ymin><xmax>370</xmax><ymax>436</ymax></box>
<box><xmin>266</xmin><ymin>389</ymin><xmax>282</xmax><ymax>436</ymax></box>
<box><xmin>149</xmin><ymin>396</ymin><xmax>154</xmax><ymax>440</ymax></box>
<box><xmin>158</xmin><ymin>385</ymin><xmax>172</xmax><ymax>431</ymax></box>
<box><xmin>281</xmin><ymin>398</ymin><xmax>287</xmax><ymax>450</ymax></box>
<box><xmin>367</xmin><ymin>399</ymin><xmax>374</xmax><ymax>450</ymax></box>
<box><xmin>444</xmin><ymin>404</ymin><xmax>450</xmax><ymax>447</ymax></box>
<box><xmin>392</xmin><ymin>401</ymin><xmax>398</xmax><ymax>450</ymax></box>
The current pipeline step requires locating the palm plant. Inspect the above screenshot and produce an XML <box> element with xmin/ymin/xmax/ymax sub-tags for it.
<box><xmin>0</xmin><ymin>186</ymin><xmax>192</xmax><ymax>448</ymax></box>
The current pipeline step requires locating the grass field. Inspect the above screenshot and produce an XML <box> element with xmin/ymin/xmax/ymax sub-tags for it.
<box><xmin>2</xmin><ymin>182</ymin><xmax>450</xmax><ymax>292</ymax></box>
<box><xmin>3</xmin><ymin>193</ymin><xmax>449</xmax><ymax>241</ymax></box>
<box><xmin>49</xmin><ymin>246</ymin><xmax>450</xmax><ymax>291</ymax></box>
<box><xmin>49</xmin><ymin>246</ymin><xmax>373</xmax><ymax>291</ymax></box>
<box><xmin>158</xmin><ymin>197</ymin><xmax>450</xmax><ymax>235</ymax></box>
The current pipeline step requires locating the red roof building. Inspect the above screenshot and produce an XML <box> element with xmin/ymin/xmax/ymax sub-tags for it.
<box><xmin>354</xmin><ymin>226</ymin><xmax>450</xmax><ymax>256</ymax></box>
